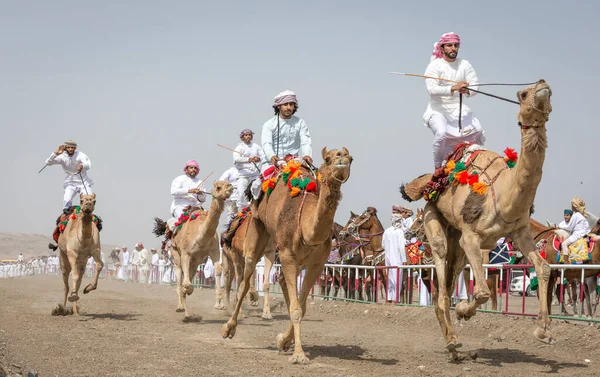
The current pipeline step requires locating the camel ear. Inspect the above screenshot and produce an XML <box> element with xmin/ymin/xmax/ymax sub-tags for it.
<box><xmin>321</xmin><ymin>147</ymin><xmax>331</xmax><ymax>164</ymax></box>
<box><xmin>92</xmin><ymin>193</ymin><xmax>96</xmax><ymax>198</ymax></box>
<box><xmin>350</xmin><ymin>211</ymin><xmax>357</xmax><ymax>217</ymax></box>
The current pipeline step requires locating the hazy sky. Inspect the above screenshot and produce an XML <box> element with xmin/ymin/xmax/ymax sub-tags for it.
<box><xmin>1</xmin><ymin>1</ymin><xmax>598</xmax><ymax>249</ymax></box>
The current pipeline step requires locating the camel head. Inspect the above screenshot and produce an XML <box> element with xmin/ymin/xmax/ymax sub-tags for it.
<box><xmin>211</xmin><ymin>180</ymin><xmax>234</xmax><ymax>201</ymax></box>
<box><xmin>80</xmin><ymin>193</ymin><xmax>96</xmax><ymax>214</ymax></box>
<box><xmin>517</xmin><ymin>79</ymin><xmax>552</xmax><ymax>128</ymax></box>
<box><xmin>320</xmin><ymin>147</ymin><xmax>353</xmax><ymax>185</ymax></box>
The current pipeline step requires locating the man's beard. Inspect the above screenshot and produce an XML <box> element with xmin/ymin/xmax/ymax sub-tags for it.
<box><xmin>444</xmin><ymin>51</ymin><xmax>457</xmax><ymax>60</ymax></box>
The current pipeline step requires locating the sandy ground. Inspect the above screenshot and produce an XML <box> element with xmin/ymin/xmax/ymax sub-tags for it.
<box><xmin>1</xmin><ymin>275</ymin><xmax>599</xmax><ymax>377</ymax></box>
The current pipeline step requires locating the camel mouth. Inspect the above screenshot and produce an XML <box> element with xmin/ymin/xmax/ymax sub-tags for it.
<box><xmin>334</xmin><ymin>164</ymin><xmax>349</xmax><ymax>168</ymax></box>
<box><xmin>535</xmin><ymin>87</ymin><xmax>551</xmax><ymax>99</ymax></box>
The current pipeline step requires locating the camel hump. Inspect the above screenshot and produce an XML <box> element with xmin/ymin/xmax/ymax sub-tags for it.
<box><xmin>400</xmin><ymin>174</ymin><xmax>433</xmax><ymax>202</ymax></box>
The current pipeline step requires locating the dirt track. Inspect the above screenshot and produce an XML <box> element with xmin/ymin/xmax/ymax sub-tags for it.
<box><xmin>1</xmin><ymin>275</ymin><xmax>599</xmax><ymax>377</ymax></box>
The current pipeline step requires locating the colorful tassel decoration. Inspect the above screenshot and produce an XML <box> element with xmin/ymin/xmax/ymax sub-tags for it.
<box><xmin>472</xmin><ymin>181</ymin><xmax>487</xmax><ymax>195</ymax></box>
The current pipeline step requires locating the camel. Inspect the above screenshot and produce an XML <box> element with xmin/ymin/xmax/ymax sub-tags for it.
<box><xmin>221</xmin><ymin>147</ymin><xmax>352</xmax><ymax>364</ymax></box>
<box><xmin>162</xmin><ymin>180</ymin><xmax>233</xmax><ymax>318</ymax></box>
<box><xmin>318</xmin><ymin>222</ymin><xmax>347</xmax><ymax>299</ymax></box>
<box><xmin>529</xmin><ymin>218</ymin><xmax>600</xmax><ymax>317</ymax></box>
<box><xmin>219</xmin><ymin>217</ymin><xmax>277</xmax><ymax>320</ymax></box>
<box><xmin>51</xmin><ymin>193</ymin><xmax>103</xmax><ymax>316</ymax></box>
<box><xmin>338</xmin><ymin>208</ymin><xmax>385</xmax><ymax>301</ymax></box>
<box><xmin>401</xmin><ymin>80</ymin><xmax>553</xmax><ymax>356</ymax></box>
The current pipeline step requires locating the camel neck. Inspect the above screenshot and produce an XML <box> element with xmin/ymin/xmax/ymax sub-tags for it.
<box><xmin>301</xmin><ymin>181</ymin><xmax>342</xmax><ymax>245</ymax></box>
<box><xmin>80</xmin><ymin>212</ymin><xmax>94</xmax><ymax>241</ymax></box>
<box><xmin>200</xmin><ymin>199</ymin><xmax>224</xmax><ymax>238</ymax></box>
<box><xmin>501</xmin><ymin>126</ymin><xmax>547</xmax><ymax>222</ymax></box>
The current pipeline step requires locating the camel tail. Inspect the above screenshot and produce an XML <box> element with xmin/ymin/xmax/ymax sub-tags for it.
<box><xmin>153</xmin><ymin>217</ymin><xmax>167</xmax><ymax>237</ymax></box>
<box><xmin>400</xmin><ymin>173</ymin><xmax>432</xmax><ymax>202</ymax></box>
<box><xmin>48</xmin><ymin>243</ymin><xmax>58</xmax><ymax>251</ymax></box>
<box><xmin>244</xmin><ymin>178</ymin><xmax>263</xmax><ymax>204</ymax></box>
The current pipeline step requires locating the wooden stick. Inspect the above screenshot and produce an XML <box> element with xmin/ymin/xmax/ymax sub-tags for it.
<box><xmin>217</xmin><ymin>143</ymin><xmax>249</xmax><ymax>157</ymax></box>
<box><xmin>198</xmin><ymin>171</ymin><xmax>213</xmax><ymax>185</ymax></box>
<box><xmin>389</xmin><ymin>72</ymin><xmax>460</xmax><ymax>84</ymax></box>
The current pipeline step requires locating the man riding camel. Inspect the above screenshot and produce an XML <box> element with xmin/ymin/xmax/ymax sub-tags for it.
<box><xmin>45</xmin><ymin>140</ymin><xmax>94</xmax><ymax>211</ymax></box>
<box><xmin>45</xmin><ymin>140</ymin><xmax>100</xmax><ymax>243</ymax></box>
<box><xmin>261</xmin><ymin>90</ymin><xmax>313</xmax><ymax>167</ymax></box>
<box><xmin>234</xmin><ymin>128</ymin><xmax>265</xmax><ymax>211</ymax></box>
<box><xmin>170</xmin><ymin>160</ymin><xmax>206</xmax><ymax>219</ymax></box>
<box><xmin>248</xmin><ymin>90</ymin><xmax>314</xmax><ymax>201</ymax></box>
<box><xmin>558</xmin><ymin>209</ymin><xmax>590</xmax><ymax>260</ymax></box>
<box><xmin>423</xmin><ymin>32</ymin><xmax>485</xmax><ymax>169</ymax></box>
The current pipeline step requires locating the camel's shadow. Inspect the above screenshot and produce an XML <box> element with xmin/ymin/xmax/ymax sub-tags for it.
<box><xmin>473</xmin><ymin>348</ymin><xmax>588</xmax><ymax>373</ymax></box>
<box><xmin>267</xmin><ymin>344</ymin><xmax>398</xmax><ymax>365</ymax></box>
<box><xmin>81</xmin><ymin>313</ymin><xmax>139</xmax><ymax>321</ymax></box>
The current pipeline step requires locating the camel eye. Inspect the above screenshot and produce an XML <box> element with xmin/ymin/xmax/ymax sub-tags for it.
<box><xmin>521</xmin><ymin>92</ymin><xmax>527</xmax><ymax>100</ymax></box>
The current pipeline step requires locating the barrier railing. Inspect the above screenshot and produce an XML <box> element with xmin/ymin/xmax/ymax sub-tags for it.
<box><xmin>5</xmin><ymin>259</ymin><xmax>598</xmax><ymax>323</ymax></box>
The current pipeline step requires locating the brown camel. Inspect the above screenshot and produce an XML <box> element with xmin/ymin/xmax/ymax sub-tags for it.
<box><xmin>221</xmin><ymin>147</ymin><xmax>352</xmax><ymax>364</ymax></box>
<box><xmin>401</xmin><ymin>80</ymin><xmax>553</xmax><ymax>356</ymax></box>
<box><xmin>52</xmin><ymin>193</ymin><xmax>103</xmax><ymax>316</ymax></box>
<box><xmin>168</xmin><ymin>180</ymin><xmax>233</xmax><ymax>318</ymax></box>
<box><xmin>338</xmin><ymin>208</ymin><xmax>385</xmax><ymax>301</ymax></box>
<box><xmin>529</xmin><ymin>218</ymin><xmax>600</xmax><ymax>317</ymax></box>
<box><xmin>219</xmin><ymin>217</ymin><xmax>277</xmax><ymax>320</ymax></box>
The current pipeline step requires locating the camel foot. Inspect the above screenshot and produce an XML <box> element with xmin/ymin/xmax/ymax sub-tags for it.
<box><xmin>67</xmin><ymin>293</ymin><xmax>79</xmax><ymax>302</ymax></box>
<box><xmin>445</xmin><ymin>340</ymin><xmax>463</xmax><ymax>353</ymax></box>
<box><xmin>182</xmin><ymin>315</ymin><xmax>202</xmax><ymax>323</ymax></box>
<box><xmin>248</xmin><ymin>291</ymin><xmax>259</xmax><ymax>303</ymax></box>
<box><xmin>214</xmin><ymin>301</ymin><xmax>226</xmax><ymax>310</ymax></box>
<box><xmin>183</xmin><ymin>284</ymin><xmax>194</xmax><ymax>296</ymax></box>
<box><xmin>51</xmin><ymin>304</ymin><xmax>73</xmax><ymax>316</ymax></box>
<box><xmin>261</xmin><ymin>311</ymin><xmax>273</xmax><ymax>320</ymax></box>
<box><xmin>455</xmin><ymin>301</ymin><xmax>473</xmax><ymax>321</ymax></box>
<box><xmin>276</xmin><ymin>333</ymin><xmax>293</xmax><ymax>352</ymax></box>
<box><xmin>175</xmin><ymin>307</ymin><xmax>185</xmax><ymax>313</ymax></box>
<box><xmin>288</xmin><ymin>352</ymin><xmax>310</xmax><ymax>364</ymax></box>
<box><xmin>534</xmin><ymin>327</ymin><xmax>556</xmax><ymax>344</ymax></box>
<box><xmin>83</xmin><ymin>283</ymin><xmax>96</xmax><ymax>294</ymax></box>
<box><xmin>221</xmin><ymin>321</ymin><xmax>237</xmax><ymax>339</ymax></box>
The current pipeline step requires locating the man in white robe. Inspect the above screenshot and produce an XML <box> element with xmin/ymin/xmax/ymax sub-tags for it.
<box><xmin>44</xmin><ymin>140</ymin><xmax>94</xmax><ymax>210</ymax></box>
<box><xmin>383</xmin><ymin>208</ymin><xmax>407</xmax><ymax>303</ymax></box>
<box><xmin>558</xmin><ymin>209</ymin><xmax>591</xmax><ymax>258</ymax></box>
<box><xmin>117</xmin><ymin>246</ymin><xmax>130</xmax><ymax>281</ymax></box>
<box><xmin>139</xmin><ymin>246</ymin><xmax>152</xmax><ymax>284</ymax></box>
<box><xmin>131</xmin><ymin>243</ymin><xmax>142</xmax><ymax>281</ymax></box>
<box><xmin>261</xmin><ymin>90</ymin><xmax>312</xmax><ymax>166</ymax></box>
<box><xmin>234</xmin><ymin>128</ymin><xmax>265</xmax><ymax>211</ymax></box>
<box><xmin>150</xmin><ymin>248</ymin><xmax>159</xmax><ymax>283</ymax></box>
<box><xmin>219</xmin><ymin>166</ymin><xmax>240</xmax><ymax>221</ymax></box>
<box><xmin>423</xmin><ymin>33</ymin><xmax>485</xmax><ymax>168</ymax></box>
<box><xmin>170</xmin><ymin>160</ymin><xmax>207</xmax><ymax>219</ymax></box>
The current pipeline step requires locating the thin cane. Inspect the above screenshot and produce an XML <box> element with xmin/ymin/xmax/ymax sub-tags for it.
<box><xmin>78</xmin><ymin>171</ymin><xmax>89</xmax><ymax>195</ymax></box>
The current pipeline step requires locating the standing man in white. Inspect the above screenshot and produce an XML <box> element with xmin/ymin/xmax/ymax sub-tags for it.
<box><xmin>423</xmin><ymin>33</ymin><xmax>485</xmax><ymax>169</ymax></box>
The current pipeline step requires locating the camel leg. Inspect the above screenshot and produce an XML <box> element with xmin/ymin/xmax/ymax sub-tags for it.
<box><xmin>214</xmin><ymin>260</ymin><xmax>226</xmax><ymax>309</ymax></box>
<box><xmin>222</xmin><ymin>219</ymin><xmax>269</xmax><ymax>339</ymax></box>
<box><xmin>487</xmin><ymin>275</ymin><xmax>498</xmax><ymax>311</ymax></box>
<box><xmin>173</xmin><ymin>252</ymin><xmax>185</xmax><ymax>313</ymax></box>
<box><xmin>248</xmin><ymin>269</ymin><xmax>260</xmax><ymax>306</ymax></box>
<box><xmin>84</xmin><ymin>248</ymin><xmax>104</xmax><ymax>294</ymax></box>
<box><xmin>69</xmin><ymin>259</ymin><xmax>86</xmax><ymax>316</ymax></box>
<box><xmin>455</xmin><ymin>231</ymin><xmax>490</xmax><ymax>320</ymax></box>
<box><xmin>423</xmin><ymin>205</ymin><xmax>462</xmax><ymax>353</ymax></box>
<box><xmin>218</xmin><ymin>254</ymin><xmax>232</xmax><ymax>310</ymax></box>
<box><xmin>262</xmin><ymin>249</ymin><xmax>275</xmax><ymax>320</ymax></box>
<box><xmin>275</xmin><ymin>252</ymin><xmax>308</xmax><ymax>364</ymax></box>
<box><xmin>512</xmin><ymin>228</ymin><xmax>554</xmax><ymax>344</ymax></box>
<box><xmin>53</xmin><ymin>252</ymin><xmax>72</xmax><ymax>316</ymax></box>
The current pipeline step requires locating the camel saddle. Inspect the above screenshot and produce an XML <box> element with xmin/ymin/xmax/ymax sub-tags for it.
<box><xmin>552</xmin><ymin>231</ymin><xmax>594</xmax><ymax>264</ymax></box>
<box><xmin>167</xmin><ymin>205</ymin><xmax>204</xmax><ymax>240</ymax></box>
<box><xmin>420</xmin><ymin>142</ymin><xmax>484</xmax><ymax>203</ymax></box>
<box><xmin>52</xmin><ymin>206</ymin><xmax>102</xmax><ymax>243</ymax></box>
<box><xmin>221</xmin><ymin>206</ymin><xmax>252</xmax><ymax>247</ymax></box>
